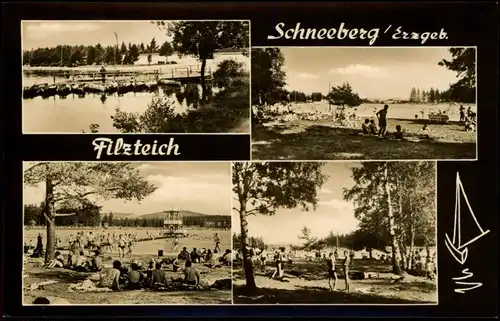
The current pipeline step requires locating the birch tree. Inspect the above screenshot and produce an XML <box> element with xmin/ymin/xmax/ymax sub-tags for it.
<box><xmin>344</xmin><ymin>162</ymin><xmax>435</xmax><ymax>275</ymax></box>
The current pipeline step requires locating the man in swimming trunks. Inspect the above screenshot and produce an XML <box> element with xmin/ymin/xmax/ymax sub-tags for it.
<box><xmin>327</xmin><ymin>252</ymin><xmax>337</xmax><ymax>291</ymax></box>
<box><xmin>183</xmin><ymin>260</ymin><xmax>201</xmax><ymax>286</ymax></box>
<box><xmin>376</xmin><ymin>104</ymin><xmax>389</xmax><ymax>138</ymax></box>
<box><xmin>214</xmin><ymin>233</ymin><xmax>221</xmax><ymax>253</ymax></box>
<box><xmin>343</xmin><ymin>250</ymin><xmax>351</xmax><ymax>291</ymax></box>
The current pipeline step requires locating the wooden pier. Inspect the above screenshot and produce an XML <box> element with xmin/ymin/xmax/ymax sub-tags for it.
<box><xmin>23</xmin><ymin>65</ymin><xmax>213</xmax><ymax>99</ymax></box>
<box><xmin>24</xmin><ymin>64</ymin><xmax>212</xmax><ymax>84</ymax></box>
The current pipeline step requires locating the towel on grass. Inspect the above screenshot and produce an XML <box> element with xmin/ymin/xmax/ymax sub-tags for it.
<box><xmin>68</xmin><ymin>279</ymin><xmax>112</xmax><ymax>292</ymax></box>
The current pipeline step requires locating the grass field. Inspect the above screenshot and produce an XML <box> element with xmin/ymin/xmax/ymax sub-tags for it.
<box><xmin>23</xmin><ymin>227</ymin><xmax>231</xmax><ymax>305</ymax></box>
<box><xmin>233</xmin><ymin>258</ymin><xmax>437</xmax><ymax>304</ymax></box>
<box><xmin>252</xmin><ymin>102</ymin><xmax>476</xmax><ymax>160</ymax></box>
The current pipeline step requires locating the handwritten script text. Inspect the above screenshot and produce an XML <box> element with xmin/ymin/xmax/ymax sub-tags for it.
<box><xmin>267</xmin><ymin>22</ymin><xmax>448</xmax><ymax>45</ymax></box>
<box><xmin>92</xmin><ymin>137</ymin><xmax>181</xmax><ymax>159</ymax></box>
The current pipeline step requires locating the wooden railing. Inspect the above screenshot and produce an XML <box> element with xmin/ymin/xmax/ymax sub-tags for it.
<box><xmin>23</xmin><ymin>64</ymin><xmax>213</xmax><ymax>83</ymax></box>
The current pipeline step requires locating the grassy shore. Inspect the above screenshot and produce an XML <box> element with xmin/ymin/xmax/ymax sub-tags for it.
<box><xmin>233</xmin><ymin>258</ymin><xmax>437</xmax><ymax>304</ymax></box>
<box><xmin>24</xmin><ymin>258</ymin><xmax>231</xmax><ymax>305</ymax></box>
<box><xmin>252</xmin><ymin>118</ymin><xmax>476</xmax><ymax>160</ymax></box>
<box><xmin>24</xmin><ymin>227</ymin><xmax>232</xmax><ymax>305</ymax></box>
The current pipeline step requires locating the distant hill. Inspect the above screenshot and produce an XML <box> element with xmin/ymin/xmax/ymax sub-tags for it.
<box><xmin>110</xmin><ymin>212</ymin><xmax>135</xmax><ymax>218</ymax></box>
<box><xmin>105</xmin><ymin>210</ymin><xmax>229</xmax><ymax>220</ymax></box>
<box><xmin>135</xmin><ymin>210</ymin><xmax>229</xmax><ymax>220</ymax></box>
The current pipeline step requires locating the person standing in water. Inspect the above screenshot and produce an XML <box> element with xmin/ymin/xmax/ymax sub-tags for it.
<box><xmin>376</xmin><ymin>104</ymin><xmax>389</xmax><ymax>138</ymax></box>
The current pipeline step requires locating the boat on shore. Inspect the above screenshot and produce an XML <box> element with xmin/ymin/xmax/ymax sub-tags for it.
<box><xmin>23</xmin><ymin>78</ymin><xmax>186</xmax><ymax>99</ymax></box>
<box><xmin>158</xmin><ymin>78</ymin><xmax>182</xmax><ymax>87</ymax></box>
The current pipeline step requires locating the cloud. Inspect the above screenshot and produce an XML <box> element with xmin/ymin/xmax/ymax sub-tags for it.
<box><xmin>329</xmin><ymin>64</ymin><xmax>384</xmax><ymax>78</ymax></box>
<box><xmin>23</xmin><ymin>172</ymin><xmax>231</xmax><ymax>215</ymax></box>
<box><xmin>145</xmin><ymin>174</ymin><xmax>229</xmax><ymax>205</ymax></box>
<box><xmin>137</xmin><ymin>163</ymin><xmax>155</xmax><ymax>171</ymax></box>
<box><xmin>24</xmin><ymin>22</ymin><xmax>101</xmax><ymax>39</ymax></box>
<box><xmin>320</xmin><ymin>187</ymin><xmax>334</xmax><ymax>194</ymax></box>
<box><xmin>297</xmin><ymin>72</ymin><xmax>319</xmax><ymax>79</ymax></box>
<box><xmin>318</xmin><ymin>198</ymin><xmax>353</xmax><ymax>211</ymax></box>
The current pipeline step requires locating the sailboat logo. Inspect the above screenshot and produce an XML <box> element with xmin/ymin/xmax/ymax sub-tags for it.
<box><xmin>444</xmin><ymin>172</ymin><xmax>490</xmax><ymax>265</ymax></box>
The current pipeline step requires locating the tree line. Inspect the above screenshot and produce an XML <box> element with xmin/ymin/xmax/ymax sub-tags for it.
<box><xmin>233</xmin><ymin>224</ymin><xmax>430</xmax><ymax>256</ymax></box>
<box><xmin>408</xmin><ymin>87</ymin><xmax>464</xmax><ymax>104</ymax></box>
<box><xmin>24</xmin><ymin>203</ymin><xmax>230</xmax><ymax>229</ymax></box>
<box><xmin>298</xmin><ymin>225</ymin><xmax>428</xmax><ymax>253</ymax></box>
<box><xmin>23</xmin><ymin>38</ymin><xmax>174</xmax><ymax>67</ymax></box>
<box><xmin>251</xmin><ymin>47</ymin><xmax>476</xmax><ymax>111</ymax></box>
<box><xmin>409</xmin><ymin>87</ymin><xmax>442</xmax><ymax>104</ymax></box>
<box><xmin>233</xmin><ymin>233</ymin><xmax>266</xmax><ymax>251</ymax></box>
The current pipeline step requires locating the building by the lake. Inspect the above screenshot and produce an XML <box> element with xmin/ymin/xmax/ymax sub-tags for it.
<box><xmin>134</xmin><ymin>49</ymin><xmax>249</xmax><ymax>70</ymax></box>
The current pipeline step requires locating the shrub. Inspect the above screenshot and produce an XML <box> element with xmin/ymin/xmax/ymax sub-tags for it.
<box><xmin>212</xmin><ymin>59</ymin><xmax>245</xmax><ymax>90</ymax></box>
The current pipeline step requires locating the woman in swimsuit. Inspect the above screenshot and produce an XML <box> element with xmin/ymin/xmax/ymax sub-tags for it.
<box><xmin>118</xmin><ymin>234</ymin><xmax>126</xmax><ymax>260</ymax></box>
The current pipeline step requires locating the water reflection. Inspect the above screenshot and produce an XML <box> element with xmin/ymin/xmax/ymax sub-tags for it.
<box><xmin>23</xmin><ymin>75</ymin><xmax>211</xmax><ymax>133</ymax></box>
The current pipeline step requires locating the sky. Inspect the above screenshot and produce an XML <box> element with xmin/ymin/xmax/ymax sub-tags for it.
<box><xmin>23</xmin><ymin>162</ymin><xmax>231</xmax><ymax>215</ymax></box>
<box><xmin>22</xmin><ymin>21</ymin><xmax>172</xmax><ymax>50</ymax></box>
<box><xmin>232</xmin><ymin>163</ymin><xmax>360</xmax><ymax>246</ymax></box>
<box><xmin>270</xmin><ymin>47</ymin><xmax>464</xmax><ymax>100</ymax></box>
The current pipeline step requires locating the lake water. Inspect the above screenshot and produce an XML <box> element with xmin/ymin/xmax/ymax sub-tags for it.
<box><xmin>23</xmin><ymin>76</ymin><xmax>208</xmax><ymax>133</ymax></box>
<box><xmin>23</xmin><ymin>52</ymin><xmax>248</xmax><ymax>133</ymax></box>
<box><xmin>267</xmin><ymin>102</ymin><xmax>478</xmax><ymax>123</ymax></box>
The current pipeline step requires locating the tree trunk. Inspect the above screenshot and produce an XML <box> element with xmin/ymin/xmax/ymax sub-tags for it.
<box><xmin>408</xmin><ymin>225</ymin><xmax>415</xmax><ymax>269</ymax></box>
<box><xmin>396</xmin><ymin>178</ymin><xmax>409</xmax><ymax>270</ymax></box>
<box><xmin>398</xmin><ymin>237</ymin><xmax>407</xmax><ymax>270</ymax></box>
<box><xmin>44</xmin><ymin>179</ymin><xmax>56</xmax><ymax>263</ymax></box>
<box><xmin>384</xmin><ymin>165</ymin><xmax>403</xmax><ymax>275</ymax></box>
<box><xmin>200</xmin><ymin>58</ymin><xmax>207</xmax><ymax>106</ymax></box>
<box><xmin>407</xmin><ymin>201</ymin><xmax>415</xmax><ymax>270</ymax></box>
<box><xmin>239</xmin><ymin>204</ymin><xmax>257</xmax><ymax>293</ymax></box>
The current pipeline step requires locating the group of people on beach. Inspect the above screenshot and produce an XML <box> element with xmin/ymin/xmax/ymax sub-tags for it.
<box><xmin>459</xmin><ymin>105</ymin><xmax>477</xmax><ymax>132</ymax></box>
<box><xmin>64</xmin><ymin>231</ymin><xmax>137</xmax><ymax>260</ymax></box>
<box><xmin>27</xmin><ymin>231</ymin><xmax>232</xmax><ymax>293</ymax></box>
<box><xmin>326</xmin><ymin>250</ymin><xmax>352</xmax><ymax>292</ymax></box>
<box><xmin>176</xmin><ymin>246</ymin><xmax>233</xmax><ymax>269</ymax></box>
<box><xmin>96</xmin><ymin>257</ymin><xmax>205</xmax><ymax>291</ymax></box>
<box><xmin>100</xmin><ymin>245</ymin><xmax>232</xmax><ymax>291</ymax></box>
<box><xmin>240</xmin><ymin>246</ymin><xmax>354</xmax><ymax>291</ymax></box>
<box><xmin>360</xmin><ymin>104</ymin><xmax>404</xmax><ymax>139</ymax></box>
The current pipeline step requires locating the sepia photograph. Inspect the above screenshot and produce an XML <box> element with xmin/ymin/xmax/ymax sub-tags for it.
<box><xmin>251</xmin><ymin>47</ymin><xmax>476</xmax><ymax>160</ymax></box>
<box><xmin>23</xmin><ymin>162</ymin><xmax>232</xmax><ymax>305</ymax></box>
<box><xmin>22</xmin><ymin>20</ymin><xmax>250</xmax><ymax>134</ymax></box>
<box><xmin>232</xmin><ymin>161</ymin><xmax>437</xmax><ymax>304</ymax></box>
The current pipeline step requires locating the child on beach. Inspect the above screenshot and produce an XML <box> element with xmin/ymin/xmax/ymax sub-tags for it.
<box><xmin>369</xmin><ymin>120</ymin><xmax>378</xmax><ymax>135</ymax></box>
<box><xmin>394</xmin><ymin>125</ymin><xmax>404</xmax><ymax>139</ymax></box>
<box><xmin>361</xmin><ymin>119</ymin><xmax>370</xmax><ymax>134</ymax></box>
